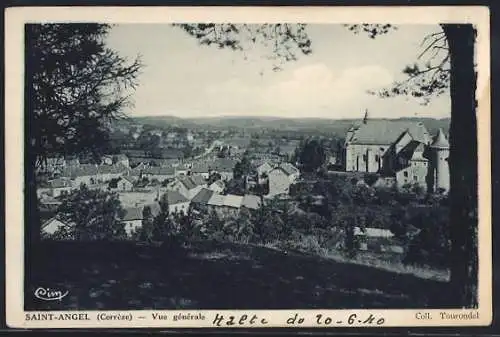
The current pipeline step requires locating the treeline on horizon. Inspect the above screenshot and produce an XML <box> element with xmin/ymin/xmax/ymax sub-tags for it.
<box><xmin>117</xmin><ymin>115</ymin><xmax>451</xmax><ymax>136</ymax></box>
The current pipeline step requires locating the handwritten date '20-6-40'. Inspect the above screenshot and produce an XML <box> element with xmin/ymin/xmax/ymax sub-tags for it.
<box><xmin>212</xmin><ymin>313</ymin><xmax>385</xmax><ymax>327</ymax></box>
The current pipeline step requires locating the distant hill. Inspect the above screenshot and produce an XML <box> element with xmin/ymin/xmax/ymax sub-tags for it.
<box><xmin>124</xmin><ymin>115</ymin><xmax>451</xmax><ymax>137</ymax></box>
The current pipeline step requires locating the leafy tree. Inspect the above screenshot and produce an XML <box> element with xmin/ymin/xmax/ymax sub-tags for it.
<box><xmin>175</xmin><ymin>207</ymin><xmax>197</xmax><ymax>244</ymax></box>
<box><xmin>151</xmin><ymin>193</ymin><xmax>175</xmax><ymax>241</ymax></box>
<box><xmin>297</xmin><ymin>138</ymin><xmax>326</xmax><ymax>173</ymax></box>
<box><xmin>205</xmin><ymin>209</ymin><xmax>225</xmax><ymax>242</ymax></box>
<box><xmin>223</xmin><ymin>178</ymin><xmax>246</xmax><ymax>196</ymax></box>
<box><xmin>216</xmin><ymin>145</ymin><xmax>231</xmax><ymax>158</ymax></box>
<box><xmin>233</xmin><ymin>155</ymin><xmax>252</xmax><ymax>179</ymax></box>
<box><xmin>389</xmin><ymin>205</ymin><xmax>409</xmax><ymax>239</ymax></box>
<box><xmin>138</xmin><ymin>133</ymin><xmax>161</xmax><ymax>155</ymax></box>
<box><xmin>364</xmin><ymin>173</ymin><xmax>380</xmax><ymax>186</ymax></box>
<box><xmin>137</xmin><ymin>205</ymin><xmax>154</xmax><ymax>242</ymax></box>
<box><xmin>175</xmin><ymin>24</ymin><xmax>311</xmax><ymax>71</ymax></box>
<box><xmin>176</xmin><ymin>22</ymin><xmax>478</xmax><ymax>307</ymax></box>
<box><xmin>250</xmin><ymin>179</ymin><xmax>269</xmax><ymax>197</ymax></box>
<box><xmin>56</xmin><ymin>185</ymin><xmax>127</xmax><ymax>240</ymax></box>
<box><xmin>222</xmin><ymin>210</ymin><xmax>254</xmax><ymax>243</ymax></box>
<box><xmin>207</xmin><ymin>172</ymin><xmax>222</xmax><ymax>185</ymax></box>
<box><xmin>182</xmin><ymin>145</ymin><xmax>194</xmax><ymax>159</ymax></box>
<box><xmin>26</xmin><ymin>24</ymin><xmax>141</xmax><ymax>244</ymax></box>
<box><xmin>404</xmin><ymin>205</ymin><xmax>450</xmax><ymax>269</ymax></box>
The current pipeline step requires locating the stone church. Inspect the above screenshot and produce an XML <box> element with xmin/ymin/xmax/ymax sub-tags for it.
<box><xmin>341</xmin><ymin>111</ymin><xmax>450</xmax><ymax>193</ymax></box>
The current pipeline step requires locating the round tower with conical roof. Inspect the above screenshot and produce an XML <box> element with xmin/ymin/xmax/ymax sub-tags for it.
<box><xmin>429</xmin><ymin>128</ymin><xmax>450</xmax><ymax>193</ymax></box>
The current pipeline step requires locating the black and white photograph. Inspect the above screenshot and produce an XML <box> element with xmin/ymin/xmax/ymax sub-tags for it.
<box><xmin>5</xmin><ymin>6</ymin><xmax>491</xmax><ymax>328</ymax></box>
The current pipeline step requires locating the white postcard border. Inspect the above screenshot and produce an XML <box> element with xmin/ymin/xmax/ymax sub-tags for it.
<box><xmin>5</xmin><ymin>5</ymin><xmax>492</xmax><ymax>328</ymax></box>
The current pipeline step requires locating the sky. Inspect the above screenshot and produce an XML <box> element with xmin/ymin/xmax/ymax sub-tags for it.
<box><xmin>106</xmin><ymin>24</ymin><xmax>451</xmax><ymax>120</ymax></box>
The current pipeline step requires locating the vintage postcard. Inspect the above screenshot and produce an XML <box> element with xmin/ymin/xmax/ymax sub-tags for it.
<box><xmin>5</xmin><ymin>6</ymin><xmax>491</xmax><ymax>328</ymax></box>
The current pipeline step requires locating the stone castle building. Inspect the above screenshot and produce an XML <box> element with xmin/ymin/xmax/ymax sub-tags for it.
<box><xmin>341</xmin><ymin>111</ymin><xmax>450</xmax><ymax>193</ymax></box>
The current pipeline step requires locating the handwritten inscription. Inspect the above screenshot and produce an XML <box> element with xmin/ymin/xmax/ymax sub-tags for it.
<box><xmin>212</xmin><ymin>313</ymin><xmax>268</xmax><ymax>326</ymax></box>
<box><xmin>34</xmin><ymin>287</ymin><xmax>68</xmax><ymax>301</ymax></box>
<box><xmin>210</xmin><ymin>312</ymin><xmax>386</xmax><ymax>327</ymax></box>
<box><xmin>287</xmin><ymin>312</ymin><xmax>385</xmax><ymax>326</ymax></box>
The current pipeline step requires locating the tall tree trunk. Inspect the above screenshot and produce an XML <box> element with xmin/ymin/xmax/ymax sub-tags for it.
<box><xmin>442</xmin><ymin>24</ymin><xmax>478</xmax><ymax>307</ymax></box>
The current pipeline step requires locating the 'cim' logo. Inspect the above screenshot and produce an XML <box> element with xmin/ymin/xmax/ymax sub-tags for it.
<box><xmin>34</xmin><ymin>287</ymin><xmax>69</xmax><ymax>301</ymax></box>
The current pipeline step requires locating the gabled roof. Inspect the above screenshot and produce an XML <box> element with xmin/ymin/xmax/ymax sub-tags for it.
<box><xmin>165</xmin><ymin>190</ymin><xmax>189</xmax><ymax>205</ymax></box>
<box><xmin>158</xmin><ymin>166</ymin><xmax>175</xmax><ymax>175</ymax></box>
<box><xmin>191</xmin><ymin>188</ymin><xmax>215</xmax><ymax>204</ymax></box>
<box><xmin>430</xmin><ymin>128</ymin><xmax>450</xmax><ymax>148</ymax></box>
<box><xmin>135</xmin><ymin>179</ymin><xmax>150</xmax><ymax>188</ymax></box>
<box><xmin>61</xmin><ymin>164</ymin><xmax>98</xmax><ymax>178</ymax></box>
<box><xmin>269</xmin><ymin>167</ymin><xmax>289</xmax><ymax>177</ymax></box>
<box><xmin>113</xmin><ymin>154</ymin><xmax>129</xmax><ymax>162</ymax></box>
<box><xmin>210</xmin><ymin>180</ymin><xmax>224</xmax><ymax>188</ymax></box>
<box><xmin>223</xmin><ymin>195</ymin><xmax>244</xmax><ymax>208</ymax></box>
<box><xmin>242</xmin><ymin>194</ymin><xmax>261</xmax><ymax>210</ymax></box>
<box><xmin>179</xmin><ymin>177</ymin><xmax>196</xmax><ymax>190</ymax></box>
<box><xmin>347</xmin><ymin>120</ymin><xmax>432</xmax><ymax>146</ymax></box>
<box><xmin>178</xmin><ymin>175</ymin><xmax>206</xmax><ymax>190</ymax></box>
<box><xmin>41</xmin><ymin>217</ymin><xmax>74</xmax><ymax>234</ymax></box>
<box><xmin>98</xmin><ymin>164</ymin><xmax>128</xmax><ymax>174</ymax></box>
<box><xmin>410</xmin><ymin>143</ymin><xmax>428</xmax><ymax>161</ymax></box>
<box><xmin>121</xmin><ymin>175</ymin><xmax>136</xmax><ymax>185</ymax></box>
<box><xmin>122</xmin><ymin>203</ymin><xmax>161</xmax><ymax>221</ymax></box>
<box><xmin>279</xmin><ymin>162</ymin><xmax>299</xmax><ymax>175</ymax></box>
<box><xmin>256</xmin><ymin>162</ymin><xmax>273</xmax><ymax>172</ymax></box>
<box><xmin>122</xmin><ymin>207</ymin><xmax>143</xmax><ymax>221</ymax></box>
<box><xmin>143</xmin><ymin>166</ymin><xmax>175</xmax><ymax>175</ymax></box>
<box><xmin>190</xmin><ymin>174</ymin><xmax>206</xmax><ymax>186</ymax></box>
<box><xmin>398</xmin><ymin>141</ymin><xmax>428</xmax><ymax>162</ymax></box>
<box><xmin>191</xmin><ymin>164</ymin><xmax>210</xmax><ymax>173</ymax></box>
<box><xmin>207</xmin><ymin>193</ymin><xmax>225</xmax><ymax>206</ymax></box>
<box><xmin>42</xmin><ymin>217</ymin><xmax>72</xmax><ymax>230</ymax></box>
<box><xmin>212</xmin><ymin>158</ymin><xmax>237</xmax><ymax>172</ymax></box>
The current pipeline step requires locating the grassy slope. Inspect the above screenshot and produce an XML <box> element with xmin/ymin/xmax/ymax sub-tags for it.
<box><xmin>26</xmin><ymin>241</ymin><xmax>455</xmax><ymax>311</ymax></box>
